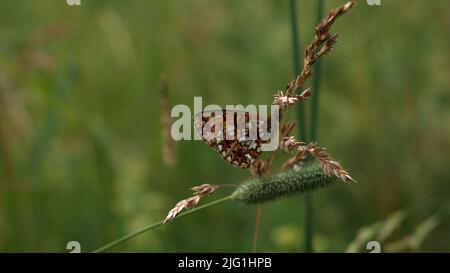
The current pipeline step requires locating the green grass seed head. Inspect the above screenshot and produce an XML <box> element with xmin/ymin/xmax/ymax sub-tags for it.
<box><xmin>232</xmin><ymin>162</ymin><xmax>340</xmax><ymax>204</ymax></box>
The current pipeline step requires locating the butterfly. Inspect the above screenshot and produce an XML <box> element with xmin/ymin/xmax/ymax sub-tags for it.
<box><xmin>193</xmin><ymin>110</ymin><xmax>273</xmax><ymax>168</ymax></box>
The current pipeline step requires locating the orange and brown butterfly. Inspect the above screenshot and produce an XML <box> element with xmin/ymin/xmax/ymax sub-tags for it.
<box><xmin>193</xmin><ymin>110</ymin><xmax>273</xmax><ymax>169</ymax></box>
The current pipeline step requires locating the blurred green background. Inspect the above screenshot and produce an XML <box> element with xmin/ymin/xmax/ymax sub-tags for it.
<box><xmin>0</xmin><ymin>0</ymin><xmax>449</xmax><ymax>252</ymax></box>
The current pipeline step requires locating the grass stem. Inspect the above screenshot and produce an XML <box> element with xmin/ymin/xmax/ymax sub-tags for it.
<box><xmin>92</xmin><ymin>195</ymin><xmax>233</xmax><ymax>253</ymax></box>
<box><xmin>304</xmin><ymin>0</ymin><xmax>325</xmax><ymax>253</ymax></box>
<box><xmin>289</xmin><ymin>0</ymin><xmax>312</xmax><ymax>253</ymax></box>
<box><xmin>252</xmin><ymin>205</ymin><xmax>263</xmax><ymax>252</ymax></box>
<box><xmin>289</xmin><ymin>0</ymin><xmax>306</xmax><ymax>142</ymax></box>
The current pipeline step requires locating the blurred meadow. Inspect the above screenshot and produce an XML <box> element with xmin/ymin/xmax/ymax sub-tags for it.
<box><xmin>0</xmin><ymin>0</ymin><xmax>449</xmax><ymax>252</ymax></box>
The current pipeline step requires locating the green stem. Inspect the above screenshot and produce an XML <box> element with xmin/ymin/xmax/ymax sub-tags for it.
<box><xmin>91</xmin><ymin>195</ymin><xmax>233</xmax><ymax>253</ymax></box>
<box><xmin>289</xmin><ymin>0</ymin><xmax>312</xmax><ymax>253</ymax></box>
<box><xmin>289</xmin><ymin>0</ymin><xmax>306</xmax><ymax>142</ymax></box>
<box><xmin>310</xmin><ymin>0</ymin><xmax>324</xmax><ymax>142</ymax></box>
<box><xmin>305</xmin><ymin>0</ymin><xmax>325</xmax><ymax>254</ymax></box>
<box><xmin>304</xmin><ymin>194</ymin><xmax>313</xmax><ymax>252</ymax></box>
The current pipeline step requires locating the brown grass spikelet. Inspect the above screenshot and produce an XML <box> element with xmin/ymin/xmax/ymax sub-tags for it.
<box><xmin>280</xmin><ymin>137</ymin><xmax>355</xmax><ymax>183</ymax></box>
<box><xmin>191</xmin><ymin>184</ymin><xmax>219</xmax><ymax>196</ymax></box>
<box><xmin>308</xmin><ymin>144</ymin><xmax>355</xmax><ymax>183</ymax></box>
<box><xmin>286</xmin><ymin>0</ymin><xmax>357</xmax><ymax>96</ymax></box>
<box><xmin>164</xmin><ymin>195</ymin><xmax>201</xmax><ymax>224</ymax></box>
<box><xmin>273</xmin><ymin>88</ymin><xmax>312</xmax><ymax>108</ymax></box>
<box><xmin>164</xmin><ymin>183</ymin><xmax>224</xmax><ymax>223</ymax></box>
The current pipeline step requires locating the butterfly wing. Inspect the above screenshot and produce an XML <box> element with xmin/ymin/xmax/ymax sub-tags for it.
<box><xmin>193</xmin><ymin>110</ymin><xmax>268</xmax><ymax>168</ymax></box>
